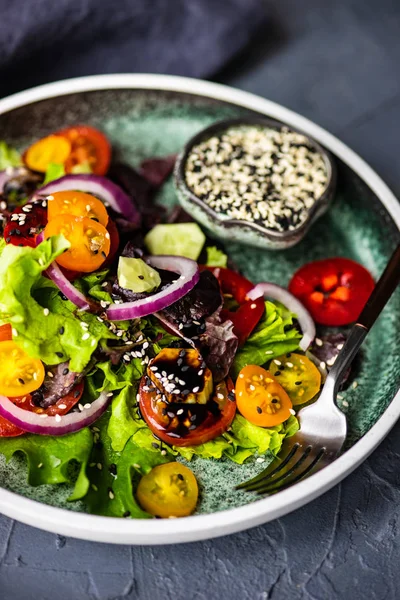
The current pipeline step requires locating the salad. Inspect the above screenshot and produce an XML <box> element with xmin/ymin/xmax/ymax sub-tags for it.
<box><xmin>0</xmin><ymin>126</ymin><xmax>375</xmax><ymax>519</ymax></box>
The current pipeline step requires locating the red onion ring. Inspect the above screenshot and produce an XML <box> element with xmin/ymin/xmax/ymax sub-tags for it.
<box><xmin>106</xmin><ymin>256</ymin><xmax>199</xmax><ymax>321</ymax></box>
<box><xmin>31</xmin><ymin>174</ymin><xmax>140</xmax><ymax>223</ymax></box>
<box><xmin>36</xmin><ymin>232</ymin><xmax>93</xmax><ymax>311</ymax></box>
<box><xmin>247</xmin><ymin>282</ymin><xmax>315</xmax><ymax>351</ymax></box>
<box><xmin>0</xmin><ymin>391</ymin><xmax>111</xmax><ymax>436</ymax></box>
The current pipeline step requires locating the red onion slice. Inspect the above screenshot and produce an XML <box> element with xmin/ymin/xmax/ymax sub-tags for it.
<box><xmin>36</xmin><ymin>232</ymin><xmax>93</xmax><ymax>311</ymax></box>
<box><xmin>106</xmin><ymin>256</ymin><xmax>199</xmax><ymax>321</ymax></box>
<box><xmin>31</xmin><ymin>174</ymin><xmax>140</xmax><ymax>223</ymax></box>
<box><xmin>0</xmin><ymin>391</ymin><xmax>111</xmax><ymax>436</ymax></box>
<box><xmin>247</xmin><ymin>282</ymin><xmax>315</xmax><ymax>351</ymax></box>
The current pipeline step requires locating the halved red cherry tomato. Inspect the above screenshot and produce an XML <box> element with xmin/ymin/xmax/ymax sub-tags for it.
<box><xmin>57</xmin><ymin>125</ymin><xmax>111</xmax><ymax>175</ymax></box>
<box><xmin>136</xmin><ymin>462</ymin><xmax>198</xmax><ymax>518</ymax></box>
<box><xmin>44</xmin><ymin>214</ymin><xmax>111</xmax><ymax>272</ymax></box>
<box><xmin>289</xmin><ymin>257</ymin><xmax>375</xmax><ymax>326</ymax></box>
<box><xmin>139</xmin><ymin>377</ymin><xmax>236</xmax><ymax>447</ymax></box>
<box><xmin>221</xmin><ymin>296</ymin><xmax>265</xmax><ymax>346</ymax></box>
<box><xmin>11</xmin><ymin>381</ymin><xmax>84</xmax><ymax>417</ymax></box>
<box><xmin>47</xmin><ymin>190</ymin><xmax>109</xmax><ymax>227</ymax></box>
<box><xmin>235</xmin><ymin>365</ymin><xmax>292</xmax><ymax>427</ymax></box>
<box><xmin>201</xmin><ymin>266</ymin><xmax>253</xmax><ymax>303</ymax></box>
<box><xmin>4</xmin><ymin>201</ymin><xmax>48</xmax><ymax>247</ymax></box>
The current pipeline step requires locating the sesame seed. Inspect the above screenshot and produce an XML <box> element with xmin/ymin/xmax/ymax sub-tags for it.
<box><xmin>161</xmin><ymin>450</ymin><xmax>167</xmax><ymax>456</ymax></box>
<box><xmin>91</xmin><ymin>484</ymin><xmax>98</xmax><ymax>492</ymax></box>
<box><xmin>256</xmin><ymin>406</ymin><xmax>262</xmax><ymax>414</ymax></box>
<box><xmin>84</xmin><ymin>403</ymin><xmax>91</xmax><ymax>410</ymax></box>
<box><xmin>12</xmin><ymin>328</ymin><xmax>18</xmax><ymax>337</ymax></box>
<box><xmin>133</xmin><ymin>463</ymin><xmax>141</xmax><ymax>469</ymax></box>
<box><xmin>256</xmin><ymin>457</ymin><xmax>265</xmax><ymax>463</ymax></box>
<box><xmin>286</xmin><ymin>362</ymin><xmax>294</xmax><ymax>368</ymax></box>
<box><xmin>352</xmin><ymin>381</ymin><xmax>358</xmax><ymax>389</ymax></box>
<box><xmin>43</xmin><ymin>308</ymin><xmax>49</xmax><ymax>316</ymax></box>
<box><xmin>47</xmin><ymin>371</ymin><xmax>54</xmax><ymax>378</ymax></box>
<box><xmin>193</xmin><ymin>386</ymin><xmax>200</xmax><ymax>393</ymax></box>
<box><xmin>342</xmin><ymin>400</ymin><xmax>349</xmax><ymax>407</ymax></box>
<box><xmin>239</xmin><ymin>373</ymin><xmax>244</xmax><ymax>378</ymax></box>
<box><xmin>55</xmin><ymin>414</ymin><xmax>61</xmax><ymax>422</ymax></box>
<box><xmin>250</xmin><ymin>303</ymin><xmax>257</xmax><ymax>309</ymax></box>
<box><xmin>97</xmin><ymin>463</ymin><xmax>103</xmax><ymax>470</ymax></box>
<box><xmin>37</xmin><ymin>463</ymin><xmax>43</xmax><ymax>469</ymax></box>
<box><xmin>106</xmin><ymin>392</ymin><xmax>114</xmax><ymax>398</ymax></box>
<box><xmin>58</xmin><ymin>404</ymin><xmax>67</xmax><ymax>409</ymax></box>
<box><xmin>289</xmin><ymin>408</ymin><xmax>296</xmax><ymax>415</ymax></box>
<box><xmin>82</xmin><ymin>332</ymin><xmax>90</xmax><ymax>341</ymax></box>
<box><xmin>78</xmin><ymin>403</ymin><xmax>84</xmax><ymax>411</ymax></box>
<box><xmin>319</xmin><ymin>361</ymin><xmax>326</xmax><ymax>370</ymax></box>
<box><xmin>315</xmin><ymin>338</ymin><xmax>323</xmax><ymax>347</ymax></box>
<box><xmin>273</xmin><ymin>359</ymin><xmax>282</xmax><ymax>366</ymax></box>
<box><xmin>177</xmin><ymin>409</ymin><xmax>184</xmax><ymax>415</ymax></box>
<box><xmin>337</xmin><ymin>343</ymin><xmax>344</xmax><ymax>350</ymax></box>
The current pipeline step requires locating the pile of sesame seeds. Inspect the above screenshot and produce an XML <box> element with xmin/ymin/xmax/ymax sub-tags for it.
<box><xmin>185</xmin><ymin>125</ymin><xmax>329</xmax><ymax>232</ymax></box>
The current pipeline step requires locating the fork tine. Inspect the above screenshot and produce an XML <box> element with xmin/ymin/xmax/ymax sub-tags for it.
<box><xmin>255</xmin><ymin>448</ymin><xmax>326</xmax><ymax>495</ymax></box>
<box><xmin>242</xmin><ymin>445</ymin><xmax>313</xmax><ymax>492</ymax></box>
<box><xmin>236</xmin><ymin>443</ymin><xmax>300</xmax><ymax>491</ymax></box>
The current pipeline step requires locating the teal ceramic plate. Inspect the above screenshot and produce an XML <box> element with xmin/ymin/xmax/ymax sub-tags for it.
<box><xmin>0</xmin><ymin>75</ymin><xmax>399</xmax><ymax>545</ymax></box>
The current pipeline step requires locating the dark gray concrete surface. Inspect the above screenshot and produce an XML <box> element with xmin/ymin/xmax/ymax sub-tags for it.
<box><xmin>1</xmin><ymin>1</ymin><xmax>400</xmax><ymax>598</ymax></box>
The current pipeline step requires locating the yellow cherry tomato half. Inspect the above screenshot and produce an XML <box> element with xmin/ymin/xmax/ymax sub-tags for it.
<box><xmin>235</xmin><ymin>365</ymin><xmax>292</xmax><ymax>427</ymax></box>
<box><xmin>0</xmin><ymin>341</ymin><xmax>45</xmax><ymax>397</ymax></box>
<box><xmin>44</xmin><ymin>214</ymin><xmax>111</xmax><ymax>273</ymax></box>
<box><xmin>269</xmin><ymin>353</ymin><xmax>321</xmax><ymax>405</ymax></box>
<box><xmin>136</xmin><ymin>462</ymin><xmax>199</xmax><ymax>518</ymax></box>
<box><xmin>47</xmin><ymin>190</ymin><xmax>109</xmax><ymax>227</ymax></box>
<box><xmin>24</xmin><ymin>135</ymin><xmax>72</xmax><ymax>173</ymax></box>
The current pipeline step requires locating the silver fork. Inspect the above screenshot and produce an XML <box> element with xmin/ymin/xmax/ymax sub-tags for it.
<box><xmin>237</xmin><ymin>244</ymin><xmax>400</xmax><ymax>495</ymax></box>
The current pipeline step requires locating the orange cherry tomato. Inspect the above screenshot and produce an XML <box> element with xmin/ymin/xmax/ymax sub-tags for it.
<box><xmin>57</xmin><ymin>125</ymin><xmax>111</xmax><ymax>175</ymax></box>
<box><xmin>47</xmin><ymin>191</ymin><xmax>109</xmax><ymax>227</ymax></box>
<box><xmin>24</xmin><ymin>135</ymin><xmax>72</xmax><ymax>173</ymax></box>
<box><xmin>235</xmin><ymin>365</ymin><xmax>292</xmax><ymax>427</ymax></box>
<box><xmin>0</xmin><ymin>324</ymin><xmax>12</xmax><ymax>342</ymax></box>
<box><xmin>44</xmin><ymin>214</ymin><xmax>110</xmax><ymax>272</ymax></box>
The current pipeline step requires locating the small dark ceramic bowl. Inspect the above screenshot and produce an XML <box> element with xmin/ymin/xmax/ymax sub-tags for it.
<box><xmin>174</xmin><ymin>116</ymin><xmax>337</xmax><ymax>250</ymax></box>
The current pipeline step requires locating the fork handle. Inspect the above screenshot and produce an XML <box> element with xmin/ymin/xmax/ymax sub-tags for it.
<box><xmin>327</xmin><ymin>244</ymin><xmax>400</xmax><ymax>390</ymax></box>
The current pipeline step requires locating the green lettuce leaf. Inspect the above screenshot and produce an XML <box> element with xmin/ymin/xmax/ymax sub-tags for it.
<box><xmin>176</xmin><ymin>414</ymin><xmax>299</xmax><ymax>464</ymax></box>
<box><xmin>0</xmin><ymin>428</ymin><xmax>93</xmax><ymax>501</ymax></box>
<box><xmin>0</xmin><ymin>238</ymin><xmax>115</xmax><ymax>371</ymax></box>
<box><xmin>233</xmin><ymin>301</ymin><xmax>302</xmax><ymax>377</ymax></box>
<box><xmin>43</xmin><ymin>163</ymin><xmax>66</xmax><ymax>184</ymax></box>
<box><xmin>84</xmin><ymin>410</ymin><xmax>169</xmax><ymax>518</ymax></box>
<box><xmin>0</xmin><ymin>141</ymin><xmax>22</xmax><ymax>169</ymax></box>
<box><xmin>205</xmin><ymin>246</ymin><xmax>228</xmax><ymax>267</ymax></box>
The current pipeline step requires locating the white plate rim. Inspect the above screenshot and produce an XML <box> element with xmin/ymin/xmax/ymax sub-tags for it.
<box><xmin>0</xmin><ymin>73</ymin><xmax>398</xmax><ymax>545</ymax></box>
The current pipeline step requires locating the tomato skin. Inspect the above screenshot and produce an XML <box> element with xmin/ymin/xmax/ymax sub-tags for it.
<box><xmin>221</xmin><ymin>296</ymin><xmax>265</xmax><ymax>346</ymax></box>
<box><xmin>57</xmin><ymin>125</ymin><xmax>111</xmax><ymax>176</ymax></box>
<box><xmin>289</xmin><ymin>258</ymin><xmax>375</xmax><ymax>326</ymax></box>
<box><xmin>235</xmin><ymin>365</ymin><xmax>292</xmax><ymax>427</ymax></box>
<box><xmin>0</xmin><ymin>415</ymin><xmax>25</xmax><ymax>437</ymax></box>
<box><xmin>0</xmin><ymin>324</ymin><xmax>12</xmax><ymax>342</ymax></box>
<box><xmin>44</xmin><ymin>214</ymin><xmax>111</xmax><ymax>272</ymax></box>
<box><xmin>201</xmin><ymin>266</ymin><xmax>253</xmax><ymax>303</ymax></box>
<box><xmin>139</xmin><ymin>377</ymin><xmax>236</xmax><ymax>447</ymax></box>
<box><xmin>136</xmin><ymin>462</ymin><xmax>198</xmax><ymax>518</ymax></box>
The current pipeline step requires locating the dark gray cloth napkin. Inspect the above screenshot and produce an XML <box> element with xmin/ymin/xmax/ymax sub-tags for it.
<box><xmin>0</xmin><ymin>0</ymin><xmax>268</xmax><ymax>98</ymax></box>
